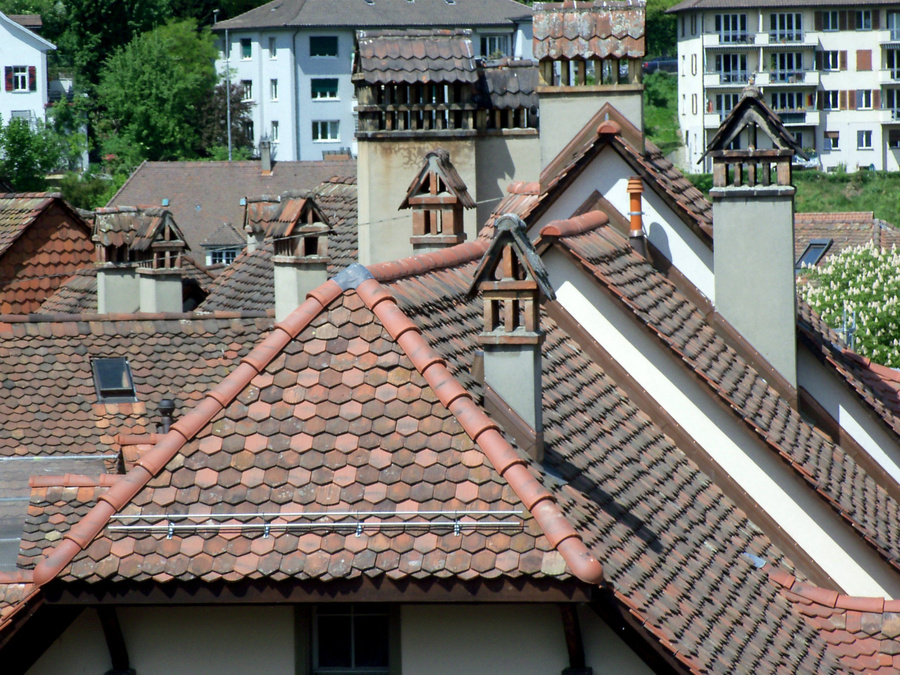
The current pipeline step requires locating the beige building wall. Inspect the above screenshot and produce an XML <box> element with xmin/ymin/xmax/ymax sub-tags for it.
<box><xmin>474</xmin><ymin>132</ymin><xmax>541</xmax><ymax>227</ymax></box>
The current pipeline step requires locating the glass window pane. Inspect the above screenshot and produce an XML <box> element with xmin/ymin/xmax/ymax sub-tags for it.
<box><xmin>317</xmin><ymin>615</ymin><xmax>353</xmax><ymax>667</ymax></box>
<box><xmin>354</xmin><ymin>615</ymin><xmax>389</xmax><ymax>668</ymax></box>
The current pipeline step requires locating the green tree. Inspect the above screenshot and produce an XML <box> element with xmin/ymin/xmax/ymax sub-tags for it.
<box><xmin>800</xmin><ymin>243</ymin><xmax>900</xmax><ymax>366</ymax></box>
<box><xmin>195</xmin><ymin>81</ymin><xmax>255</xmax><ymax>158</ymax></box>
<box><xmin>0</xmin><ymin>117</ymin><xmax>64</xmax><ymax>191</ymax></box>
<box><xmin>96</xmin><ymin>19</ymin><xmax>217</xmax><ymax>167</ymax></box>
<box><xmin>645</xmin><ymin>0</ymin><xmax>678</xmax><ymax>57</ymax></box>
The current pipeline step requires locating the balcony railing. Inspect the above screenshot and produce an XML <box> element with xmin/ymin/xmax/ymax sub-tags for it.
<box><xmin>769</xmin><ymin>31</ymin><xmax>803</xmax><ymax>42</ymax></box>
<box><xmin>771</xmin><ymin>70</ymin><xmax>804</xmax><ymax>83</ymax></box>
<box><xmin>717</xmin><ymin>32</ymin><xmax>752</xmax><ymax>44</ymax></box>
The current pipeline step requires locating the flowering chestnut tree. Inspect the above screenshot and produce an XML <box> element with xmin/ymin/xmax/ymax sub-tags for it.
<box><xmin>800</xmin><ymin>242</ymin><xmax>900</xmax><ymax>367</ymax></box>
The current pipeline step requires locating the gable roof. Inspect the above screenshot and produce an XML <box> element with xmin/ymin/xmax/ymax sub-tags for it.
<box><xmin>201</xmin><ymin>222</ymin><xmax>246</xmax><ymax>249</ymax></box>
<box><xmin>214</xmin><ymin>0</ymin><xmax>531</xmax><ymax>31</ymax></box>
<box><xmin>107</xmin><ymin>160</ymin><xmax>356</xmax><ymax>265</ymax></box>
<box><xmin>400</xmin><ymin>149</ymin><xmax>475</xmax><ymax>210</ymax></box>
<box><xmin>795</xmin><ymin>212</ymin><xmax>900</xmax><ymax>262</ymax></box>
<box><xmin>91</xmin><ymin>205</ymin><xmax>189</xmax><ymax>253</ymax></box>
<box><xmin>532</xmin><ymin>0</ymin><xmax>645</xmax><ymax>61</ymax></box>
<box><xmin>0</xmin><ymin>11</ymin><xmax>54</xmax><ymax>49</ymax></box>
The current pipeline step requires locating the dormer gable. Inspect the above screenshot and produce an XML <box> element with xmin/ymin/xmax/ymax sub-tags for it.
<box><xmin>401</xmin><ymin>149</ymin><xmax>474</xmax><ymax>248</ymax></box>
<box><xmin>93</xmin><ymin>207</ymin><xmax>188</xmax><ymax>269</ymax></box>
<box><xmin>268</xmin><ymin>193</ymin><xmax>332</xmax><ymax>259</ymax></box>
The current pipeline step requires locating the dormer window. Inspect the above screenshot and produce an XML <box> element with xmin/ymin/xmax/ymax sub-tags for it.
<box><xmin>92</xmin><ymin>358</ymin><xmax>138</xmax><ymax>403</ymax></box>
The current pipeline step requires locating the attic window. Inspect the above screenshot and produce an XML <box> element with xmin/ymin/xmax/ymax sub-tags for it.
<box><xmin>92</xmin><ymin>358</ymin><xmax>138</xmax><ymax>403</ymax></box>
<box><xmin>796</xmin><ymin>238</ymin><xmax>832</xmax><ymax>270</ymax></box>
<box><xmin>314</xmin><ymin>605</ymin><xmax>390</xmax><ymax>674</ymax></box>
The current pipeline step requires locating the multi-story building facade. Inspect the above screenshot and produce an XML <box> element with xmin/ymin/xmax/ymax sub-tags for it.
<box><xmin>0</xmin><ymin>12</ymin><xmax>54</xmax><ymax>127</ymax></box>
<box><xmin>212</xmin><ymin>0</ymin><xmax>533</xmax><ymax>162</ymax></box>
<box><xmin>670</xmin><ymin>0</ymin><xmax>900</xmax><ymax>172</ymax></box>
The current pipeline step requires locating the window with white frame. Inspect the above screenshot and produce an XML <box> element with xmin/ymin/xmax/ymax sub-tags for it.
<box><xmin>857</xmin><ymin>90</ymin><xmax>873</xmax><ymax>109</ymax></box>
<box><xmin>270</xmin><ymin>78</ymin><xmax>278</xmax><ymax>100</ymax></box>
<box><xmin>715</xmin><ymin>14</ymin><xmax>749</xmax><ymax>42</ymax></box>
<box><xmin>856</xmin><ymin>9</ymin><xmax>872</xmax><ymax>30</ymax></box>
<box><xmin>821</xmin><ymin>50</ymin><xmax>839</xmax><ymax>71</ymax></box>
<box><xmin>269</xmin><ymin>37</ymin><xmax>277</xmax><ymax>58</ymax></box>
<box><xmin>822</xmin><ymin>10</ymin><xmax>839</xmax><ymax>31</ymax></box>
<box><xmin>271</xmin><ymin>121</ymin><xmax>279</xmax><ymax>142</ymax></box>
<box><xmin>312</xmin><ymin>120</ymin><xmax>339</xmax><ymax>141</ymax></box>
<box><xmin>11</xmin><ymin>66</ymin><xmax>28</xmax><ymax>91</ymax></box>
<box><xmin>311</xmin><ymin>78</ymin><xmax>339</xmax><ymax>100</ymax></box>
<box><xmin>241</xmin><ymin>80</ymin><xmax>253</xmax><ymax>100</ymax></box>
<box><xmin>770</xmin><ymin>13</ymin><xmax>802</xmax><ymax>41</ymax></box>
<box><xmin>481</xmin><ymin>34</ymin><xmax>510</xmax><ymax>57</ymax></box>
<box><xmin>209</xmin><ymin>248</ymin><xmax>239</xmax><ymax>265</ymax></box>
<box><xmin>241</xmin><ymin>38</ymin><xmax>251</xmax><ymax>59</ymax></box>
<box><xmin>310</xmin><ymin>36</ymin><xmax>338</xmax><ymax>57</ymax></box>
<box><xmin>858</xmin><ymin>129</ymin><xmax>873</xmax><ymax>149</ymax></box>
<box><xmin>822</xmin><ymin>90</ymin><xmax>839</xmax><ymax>110</ymax></box>
<box><xmin>824</xmin><ymin>131</ymin><xmax>839</xmax><ymax>151</ymax></box>
<box><xmin>313</xmin><ymin>605</ymin><xmax>390</xmax><ymax>674</ymax></box>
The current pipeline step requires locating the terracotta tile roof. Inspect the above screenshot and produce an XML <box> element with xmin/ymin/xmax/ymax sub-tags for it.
<box><xmin>769</xmin><ymin>566</ymin><xmax>900</xmax><ymax>673</ymax></box>
<box><xmin>547</xmin><ymin>221</ymin><xmax>900</xmax><ymax>575</ymax></box>
<box><xmin>91</xmin><ymin>206</ymin><xmax>188</xmax><ymax>253</ymax></box>
<box><xmin>199</xmin><ymin>177</ymin><xmax>358</xmax><ymax>313</ymax></box>
<box><xmin>795</xmin><ymin>212</ymin><xmax>900</xmax><ymax>261</ymax></box>
<box><xmin>355</xmin><ymin>29</ymin><xmax>479</xmax><ymax>85</ymax></box>
<box><xmin>532</xmin><ymin>1</ymin><xmax>645</xmax><ymax>61</ymax></box>
<box><xmin>37</xmin><ymin>256</ymin><xmax>215</xmax><ymax>315</ymax></box>
<box><xmin>0</xmin><ymin>313</ymin><xmax>273</xmax><ymax>458</ymax></box>
<box><xmin>213</xmin><ymin>0</ymin><xmax>531</xmax><ymax>31</ymax></box>
<box><xmin>21</xmin><ymin>264</ymin><xmax>601</xmax><ymax>596</ymax></box>
<box><xmin>478</xmin><ymin>59</ymin><xmax>539</xmax><ymax>110</ymax></box>
<box><xmin>370</xmin><ymin>241</ymin><xmax>844</xmax><ymax>673</ymax></box>
<box><xmin>0</xmin><ymin>194</ymin><xmax>94</xmax><ymax>314</ymax></box>
<box><xmin>107</xmin><ymin>160</ymin><xmax>356</xmax><ymax>265</ymax></box>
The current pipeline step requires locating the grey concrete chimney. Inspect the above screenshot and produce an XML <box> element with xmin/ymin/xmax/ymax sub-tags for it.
<box><xmin>97</xmin><ymin>265</ymin><xmax>139</xmax><ymax>314</ymax></box>
<box><xmin>273</xmin><ymin>224</ymin><xmax>330</xmax><ymax>322</ymax></box>
<box><xmin>137</xmin><ymin>268</ymin><xmax>183</xmax><ymax>313</ymax></box>
<box><xmin>469</xmin><ymin>214</ymin><xmax>556</xmax><ymax>461</ymax></box>
<box><xmin>260</xmin><ymin>137</ymin><xmax>272</xmax><ymax>175</ymax></box>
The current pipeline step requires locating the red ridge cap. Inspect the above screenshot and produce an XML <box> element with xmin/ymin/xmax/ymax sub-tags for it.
<box><xmin>356</xmin><ymin>277</ymin><xmax>604</xmax><ymax>585</ymax></box>
<box><xmin>788</xmin><ymin>580</ymin><xmax>839</xmax><ymax>608</ymax></box>
<box><xmin>507</xmin><ymin>181</ymin><xmax>541</xmax><ymax>195</ymax></box>
<box><xmin>835</xmin><ymin>594</ymin><xmax>885</xmax><ymax>613</ymax></box>
<box><xmin>598</xmin><ymin>120</ymin><xmax>622</xmax><ymax>136</ymax></box>
<box><xmin>368</xmin><ymin>241</ymin><xmax>488</xmax><ymax>283</ymax></box>
<box><xmin>29</xmin><ymin>474</ymin><xmax>122</xmax><ymax>488</ymax></box>
<box><xmin>30</xmin><ymin>283</ymin><xmax>339</xmax><ymax>590</ymax></box>
<box><xmin>540</xmin><ymin>211</ymin><xmax>609</xmax><ymax>239</ymax></box>
<box><xmin>116</xmin><ymin>433</ymin><xmax>158</xmax><ymax>446</ymax></box>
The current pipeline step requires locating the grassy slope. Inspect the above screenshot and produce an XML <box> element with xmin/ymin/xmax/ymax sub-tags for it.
<box><xmin>643</xmin><ymin>72</ymin><xmax>681</xmax><ymax>157</ymax></box>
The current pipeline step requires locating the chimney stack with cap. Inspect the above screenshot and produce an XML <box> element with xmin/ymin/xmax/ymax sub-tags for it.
<box><xmin>626</xmin><ymin>177</ymin><xmax>647</xmax><ymax>257</ymax></box>
<box><xmin>260</xmin><ymin>137</ymin><xmax>273</xmax><ymax>175</ymax></box>
<box><xmin>273</xmin><ymin>195</ymin><xmax>331</xmax><ymax>322</ymax></box>
<box><xmin>468</xmin><ymin>214</ymin><xmax>556</xmax><ymax>461</ymax></box>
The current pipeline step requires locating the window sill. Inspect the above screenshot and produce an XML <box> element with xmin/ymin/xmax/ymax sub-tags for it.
<box><xmin>312</xmin><ymin>139</ymin><xmax>340</xmax><ymax>143</ymax></box>
<box><xmin>312</xmin><ymin>98</ymin><xmax>340</xmax><ymax>102</ymax></box>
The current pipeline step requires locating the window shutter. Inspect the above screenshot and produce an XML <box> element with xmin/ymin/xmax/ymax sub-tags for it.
<box><xmin>28</xmin><ymin>66</ymin><xmax>35</xmax><ymax>91</ymax></box>
<box><xmin>874</xmin><ymin>89</ymin><xmax>882</xmax><ymax>109</ymax></box>
<box><xmin>848</xmin><ymin>10</ymin><xmax>857</xmax><ymax>29</ymax></box>
<box><xmin>839</xmin><ymin>10</ymin><xmax>848</xmax><ymax>30</ymax></box>
<box><xmin>839</xmin><ymin>51</ymin><xmax>848</xmax><ymax>70</ymax></box>
<box><xmin>857</xmin><ymin>50</ymin><xmax>872</xmax><ymax>71</ymax></box>
<box><xmin>815</xmin><ymin>51</ymin><xmax>823</xmax><ymax>70</ymax></box>
<box><xmin>840</xmin><ymin>90</ymin><xmax>848</xmax><ymax>109</ymax></box>
<box><xmin>874</xmin><ymin>10</ymin><xmax>881</xmax><ymax>29</ymax></box>
<box><xmin>4</xmin><ymin>67</ymin><xmax>11</xmax><ymax>92</ymax></box>
<box><xmin>814</xmin><ymin>11</ymin><xmax>823</xmax><ymax>30</ymax></box>
<box><xmin>849</xmin><ymin>90</ymin><xmax>858</xmax><ymax>109</ymax></box>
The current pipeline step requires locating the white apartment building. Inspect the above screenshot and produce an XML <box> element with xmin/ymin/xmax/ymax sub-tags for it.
<box><xmin>670</xmin><ymin>0</ymin><xmax>900</xmax><ymax>172</ymax></box>
<box><xmin>213</xmin><ymin>0</ymin><xmax>533</xmax><ymax>162</ymax></box>
<box><xmin>0</xmin><ymin>12</ymin><xmax>54</xmax><ymax>127</ymax></box>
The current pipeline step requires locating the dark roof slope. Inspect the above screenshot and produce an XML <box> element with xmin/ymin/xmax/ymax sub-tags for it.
<box><xmin>355</xmin><ymin>29</ymin><xmax>478</xmax><ymax>85</ymax></box>
<box><xmin>108</xmin><ymin>160</ymin><xmax>356</xmax><ymax>264</ymax></box>
<box><xmin>215</xmin><ymin>0</ymin><xmax>531</xmax><ymax>31</ymax></box>
<box><xmin>479</xmin><ymin>59</ymin><xmax>539</xmax><ymax>110</ymax></box>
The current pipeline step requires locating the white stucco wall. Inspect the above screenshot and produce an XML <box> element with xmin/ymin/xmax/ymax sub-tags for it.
<box><xmin>544</xmin><ymin>247</ymin><xmax>900</xmax><ymax>598</ymax></box>
<box><xmin>0</xmin><ymin>14</ymin><xmax>53</xmax><ymax>126</ymax></box>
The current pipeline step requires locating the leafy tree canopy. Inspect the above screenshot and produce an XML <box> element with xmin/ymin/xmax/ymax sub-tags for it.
<box><xmin>645</xmin><ymin>0</ymin><xmax>678</xmax><ymax>57</ymax></box>
<box><xmin>96</xmin><ymin>19</ymin><xmax>217</xmax><ymax>166</ymax></box>
<box><xmin>800</xmin><ymin>243</ymin><xmax>900</xmax><ymax>367</ymax></box>
<box><xmin>195</xmin><ymin>81</ymin><xmax>255</xmax><ymax>157</ymax></box>
<box><xmin>0</xmin><ymin>117</ymin><xmax>64</xmax><ymax>191</ymax></box>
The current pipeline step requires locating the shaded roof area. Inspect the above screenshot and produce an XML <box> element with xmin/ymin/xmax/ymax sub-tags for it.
<box><xmin>550</xmin><ymin>219</ymin><xmax>900</xmax><ymax>578</ymax></box>
<box><xmin>202</xmin><ymin>222</ymin><xmax>246</xmax><ymax>249</ymax></box>
<box><xmin>354</xmin><ymin>29</ymin><xmax>478</xmax><ymax>85</ymax></box>
<box><xmin>0</xmin><ymin>193</ymin><xmax>94</xmax><ymax>314</ymax></box>
<box><xmin>374</xmin><ymin>235</ymin><xmax>843</xmax><ymax>673</ymax></box>
<box><xmin>478</xmin><ymin>59</ymin><xmax>540</xmax><ymax>110</ymax></box>
<box><xmin>7</xmin><ymin>14</ymin><xmax>41</xmax><ymax>29</ymax></box>
<box><xmin>0</xmin><ymin>313</ymin><xmax>273</xmax><ymax>459</ymax></box>
<box><xmin>668</xmin><ymin>0</ymin><xmax>895</xmax><ymax>11</ymax></box>
<box><xmin>768</xmin><ymin>566</ymin><xmax>900</xmax><ymax>673</ymax></box>
<box><xmin>108</xmin><ymin>160</ymin><xmax>356</xmax><ymax>265</ymax></box>
<box><xmin>214</xmin><ymin>0</ymin><xmax>531</xmax><ymax>31</ymax></box>
<box><xmin>795</xmin><ymin>212</ymin><xmax>900</xmax><ymax>262</ymax></box>
<box><xmin>532</xmin><ymin>1</ymin><xmax>645</xmax><ymax>61</ymax></box>
<box><xmin>199</xmin><ymin>176</ymin><xmax>358</xmax><ymax>313</ymax></box>
<box><xmin>37</xmin><ymin>256</ymin><xmax>214</xmax><ymax>315</ymax></box>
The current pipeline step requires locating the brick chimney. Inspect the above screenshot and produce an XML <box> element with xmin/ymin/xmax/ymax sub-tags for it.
<box><xmin>468</xmin><ymin>214</ymin><xmax>556</xmax><ymax>461</ymax></box>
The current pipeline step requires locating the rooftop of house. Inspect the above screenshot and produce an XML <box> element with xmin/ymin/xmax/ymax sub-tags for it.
<box><xmin>107</xmin><ymin>160</ymin><xmax>356</xmax><ymax>266</ymax></box>
<box><xmin>532</xmin><ymin>1</ymin><xmax>645</xmax><ymax>61</ymax></box>
<box><xmin>794</xmin><ymin>212</ymin><xmax>900</xmax><ymax>263</ymax></box>
<box><xmin>7</xmin><ymin>14</ymin><xmax>41</xmax><ymax>30</ymax></box>
<box><xmin>213</xmin><ymin>0</ymin><xmax>532</xmax><ymax>32</ymax></box>
<box><xmin>667</xmin><ymin>0</ymin><xmax>895</xmax><ymax>12</ymax></box>
<box><xmin>354</xmin><ymin>29</ymin><xmax>479</xmax><ymax>85</ymax></box>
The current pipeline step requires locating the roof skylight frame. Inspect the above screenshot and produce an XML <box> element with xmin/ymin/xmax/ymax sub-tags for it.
<box><xmin>91</xmin><ymin>357</ymin><xmax>139</xmax><ymax>404</ymax></box>
<box><xmin>795</xmin><ymin>238</ymin><xmax>833</xmax><ymax>270</ymax></box>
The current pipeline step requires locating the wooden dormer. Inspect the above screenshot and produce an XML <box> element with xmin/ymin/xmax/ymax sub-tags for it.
<box><xmin>93</xmin><ymin>207</ymin><xmax>188</xmax><ymax>270</ymax></box>
<box><xmin>269</xmin><ymin>194</ymin><xmax>332</xmax><ymax>261</ymax></box>
<box><xmin>401</xmin><ymin>149</ymin><xmax>475</xmax><ymax>250</ymax></box>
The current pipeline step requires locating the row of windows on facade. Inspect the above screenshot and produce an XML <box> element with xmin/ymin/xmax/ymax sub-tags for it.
<box><xmin>233</xmin><ymin>34</ymin><xmax>511</xmax><ymax>60</ymax></box>
<box><xmin>240</xmin><ymin>119</ymin><xmax>341</xmax><ymax>143</ymax></box>
<box><xmin>3</xmin><ymin>66</ymin><xmax>36</xmax><ymax>92</ymax></box>
<box><xmin>683</xmin><ymin>9</ymin><xmax>900</xmax><ymax>40</ymax></box>
<box><xmin>239</xmin><ymin>78</ymin><xmax>340</xmax><ymax>102</ymax></box>
<box><xmin>684</xmin><ymin>48</ymin><xmax>896</xmax><ymax>81</ymax></box>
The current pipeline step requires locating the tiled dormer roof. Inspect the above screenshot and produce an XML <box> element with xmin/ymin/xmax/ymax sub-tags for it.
<box><xmin>354</xmin><ymin>29</ymin><xmax>479</xmax><ymax>85</ymax></box>
<box><xmin>532</xmin><ymin>1</ymin><xmax>646</xmax><ymax>61</ymax></box>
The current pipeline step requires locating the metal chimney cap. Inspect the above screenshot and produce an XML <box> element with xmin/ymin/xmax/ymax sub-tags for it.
<box><xmin>158</xmin><ymin>399</ymin><xmax>177</xmax><ymax>416</ymax></box>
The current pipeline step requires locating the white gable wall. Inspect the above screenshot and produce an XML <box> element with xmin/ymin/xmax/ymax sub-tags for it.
<box><xmin>545</xmin><ymin>247</ymin><xmax>900</xmax><ymax>598</ymax></box>
<box><xmin>0</xmin><ymin>15</ymin><xmax>52</xmax><ymax>126</ymax></box>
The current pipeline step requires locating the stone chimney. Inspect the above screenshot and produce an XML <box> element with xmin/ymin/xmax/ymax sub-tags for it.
<box><xmin>260</xmin><ymin>137</ymin><xmax>273</xmax><ymax>175</ymax></box>
<box><xmin>272</xmin><ymin>196</ymin><xmax>331</xmax><ymax>322</ymax></box>
<box><xmin>468</xmin><ymin>214</ymin><xmax>556</xmax><ymax>461</ymax></box>
<box><xmin>704</xmin><ymin>87</ymin><xmax>805</xmax><ymax>389</ymax></box>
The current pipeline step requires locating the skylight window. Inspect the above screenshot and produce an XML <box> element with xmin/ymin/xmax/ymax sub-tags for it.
<box><xmin>796</xmin><ymin>239</ymin><xmax>832</xmax><ymax>270</ymax></box>
<box><xmin>92</xmin><ymin>358</ymin><xmax>138</xmax><ymax>403</ymax></box>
